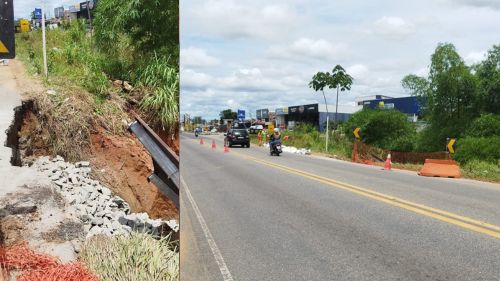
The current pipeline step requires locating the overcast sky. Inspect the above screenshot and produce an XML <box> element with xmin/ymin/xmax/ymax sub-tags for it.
<box><xmin>180</xmin><ymin>0</ymin><xmax>500</xmax><ymax>120</ymax></box>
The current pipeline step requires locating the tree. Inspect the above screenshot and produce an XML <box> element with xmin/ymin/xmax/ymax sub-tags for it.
<box><xmin>219</xmin><ymin>109</ymin><xmax>237</xmax><ymax>121</ymax></box>
<box><xmin>192</xmin><ymin>116</ymin><xmax>203</xmax><ymax>125</ymax></box>
<box><xmin>329</xmin><ymin>65</ymin><xmax>353</xmax><ymax>127</ymax></box>
<box><xmin>475</xmin><ymin>45</ymin><xmax>500</xmax><ymax>114</ymax></box>
<box><xmin>309</xmin><ymin>65</ymin><xmax>353</xmax><ymax>151</ymax></box>
<box><xmin>310</xmin><ymin>71</ymin><xmax>332</xmax><ymax>151</ymax></box>
<box><xmin>401</xmin><ymin>43</ymin><xmax>478</xmax><ymax>151</ymax></box>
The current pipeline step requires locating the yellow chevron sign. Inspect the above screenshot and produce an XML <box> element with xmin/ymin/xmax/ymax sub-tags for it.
<box><xmin>0</xmin><ymin>40</ymin><xmax>9</xmax><ymax>53</ymax></box>
<box><xmin>353</xmin><ymin>127</ymin><xmax>360</xmax><ymax>139</ymax></box>
<box><xmin>447</xmin><ymin>138</ymin><xmax>456</xmax><ymax>154</ymax></box>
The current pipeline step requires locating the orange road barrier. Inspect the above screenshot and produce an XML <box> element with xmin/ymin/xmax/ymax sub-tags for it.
<box><xmin>0</xmin><ymin>242</ymin><xmax>98</xmax><ymax>281</ymax></box>
<box><xmin>284</xmin><ymin>135</ymin><xmax>289</xmax><ymax>142</ymax></box>
<box><xmin>200</xmin><ymin>137</ymin><xmax>204</xmax><ymax>145</ymax></box>
<box><xmin>212</xmin><ymin>140</ymin><xmax>216</xmax><ymax>149</ymax></box>
<box><xmin>418</xmin><ymin>159</ymin><xmax>461</xmax><ymax>178</ymax></box>
<box><xmin>352</xmin><ymin>139</ymin><xmax>359</xmax><ymax>163</ymax></box>
<box><xmin>383</xmin><ymin>153</ymin><xmax>392</xmax><ymax>170</ymax></box>
<box><xmin>224</xmin><ymin>143</ymin><xmax>230</xmax><ymax>153</ymax></box>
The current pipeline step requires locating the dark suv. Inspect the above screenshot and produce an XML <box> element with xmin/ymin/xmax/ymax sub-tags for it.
<box><xmin>225</xmin><ymin>129</ymin><xmax>250</xmax><ymax>147</ymax></box>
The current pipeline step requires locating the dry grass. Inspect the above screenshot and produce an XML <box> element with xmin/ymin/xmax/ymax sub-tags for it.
<box><xmin>79</xmin><ymin>232</ymin><xmax>179</xmax><ymax>281</ymax></box>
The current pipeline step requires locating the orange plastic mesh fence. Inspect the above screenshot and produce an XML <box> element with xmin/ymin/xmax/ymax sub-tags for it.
<box><xmin>357</xmin><ymin>142</ymin><xmax>448</xmax><ymax>164</ymax></box>
<box><xmin>0</xmin><ymin>242</ymin><xmax>98</xmax><ymax>281</ymax></box>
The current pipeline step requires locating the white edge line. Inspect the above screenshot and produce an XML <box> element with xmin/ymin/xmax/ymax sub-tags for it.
<box><xmin>181</xmin><ymin>176</ymin><xmax>235</xmax><ymax>281</ymax></box>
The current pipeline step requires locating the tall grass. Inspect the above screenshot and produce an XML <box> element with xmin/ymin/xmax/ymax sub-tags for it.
<box><xmin>138</xmin><ymin>55</ymin><xmax>179</xmax><ymax>133</ymax></box>
<box><xmin>79</xmin><ymin>232</ymin><xmax>179</xmax><ymax>281</ymax></box>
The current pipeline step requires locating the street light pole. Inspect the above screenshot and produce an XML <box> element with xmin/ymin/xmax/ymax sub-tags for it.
<box><xmin>322</xmin><ymin>90</ymin><xmax>329</xmax><ymax>152</ymax></box>
<box><xmin>41</xmin><ymin>1</ymin><xmax>48</xmax><ymax>78</ymax></box>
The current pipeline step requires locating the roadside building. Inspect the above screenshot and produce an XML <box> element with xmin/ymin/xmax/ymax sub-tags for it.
<box><xmin>287</xmin><ymin>103</ymin><xmax>362</xmax><ymax>131</ymax></box>
<box><xmin>358</xmin><ymin>96</ymin><xmax>422</xmax><ymax>122</ymax></box>
<box><xmin>275</xmin><ymin>107</ymin><xmax>288</xmax><ymax>129</ymax></box>
<box><xmin>355</xmin><ymin>95</ymin><xmax>392</xmax><ymax>106</ymax></box>
<box><xmin>77</xmin><ymin>0</ymin><xmax>96</xmax><ymax>19</ymax></box>
<box><xmin>54</xmin><ymin>6</ymin><xmax>64</xmax><ymax>19</ymax></box>
<box><xmin>256</xmin><ymin>108</ymin><xmax>269</xmax><ymax>122</ymax></box>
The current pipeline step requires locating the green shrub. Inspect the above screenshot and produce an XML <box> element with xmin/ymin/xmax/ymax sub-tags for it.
<box><xmin>453</xmin><ymin>136</ymin><xmax>500</xmax><ymax>164</ymax></box>
<box><xmin>465</xmin><ymin>114</ymin><xmax>500</xmax><ymax>137</ymax></box>
<box><xmin>344</xmin><ymin>109</ymin><xmax>416</xmax><ymax>151</ymax></box>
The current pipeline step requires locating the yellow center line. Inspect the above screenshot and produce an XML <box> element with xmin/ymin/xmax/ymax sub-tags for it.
<box><xmin>191</xmin><ymin>136</ymin><xmax>500</xmax><ymax>238</ymax></box>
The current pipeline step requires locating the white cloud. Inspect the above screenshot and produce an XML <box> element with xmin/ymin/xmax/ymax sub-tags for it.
<box><xmin>347</xmin><ymin>64</ymin><xmax>369</xmax><ymax>80</ymax></box>
<box><xmin>451</xmin><ymin>0</ymin><xmax>500</xmax><ymax>10</ymax></box>
<box><xmin>181</xmin><ymin>69</ymin><xmax>214</xmax><ymax>89</ymax></box>
<box><xmin>464</xmin><ymin>51</ymin><xmax>486</xmax><ymax>65</ymax></box>
<box><xmin>184</xmin><ymin>0</ymin><xmax>302</xmax><ymax>40</ymax></box>
<box><xmin>372</xmin><ymin>16</ymin><xmax>416</xmax><ymax>40</ymax></box>
<box><xmin>181</xmin><ymin>47</ymin><xmax>220</xmax><ymax>68</ymax></box>
<box><xmin>268</xmin><ymin>38</ymin><xmax>351</xmax><ymax>62</ymax></box>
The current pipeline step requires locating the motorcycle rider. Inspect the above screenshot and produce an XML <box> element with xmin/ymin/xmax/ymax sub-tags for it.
<box><xmin>269</xmin><ymin>128</ymin><xmax>281</xmax><ymax>152</ymax></box>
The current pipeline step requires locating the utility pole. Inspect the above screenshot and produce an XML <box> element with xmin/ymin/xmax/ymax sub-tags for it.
<box><xmin>41</xmin><ymin>2</ymin><xmax>48</xmax><ymax>78</ymax></box>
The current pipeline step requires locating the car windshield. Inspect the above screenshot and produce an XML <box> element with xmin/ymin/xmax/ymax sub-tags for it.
<box><xmin>233</xmin><ymin>129</ymin><xmax>247</xmax><ymax>136</ymax></box>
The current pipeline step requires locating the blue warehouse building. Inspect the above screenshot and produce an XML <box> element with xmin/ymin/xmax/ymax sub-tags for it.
<box><xmin>358</xmin><ymin>95</ymin><xmax>422</xmax><ymax>121</ymax></box>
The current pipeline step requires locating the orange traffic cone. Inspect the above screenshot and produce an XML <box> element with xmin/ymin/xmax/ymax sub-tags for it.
<box><xmin>212</xmin><ymin>140</ymin><xmax>216</xmax><ymax>149</ymax></box>
<box><xmin>200</xmin><ymin>137</ymin><xmax>204</xmax><ymax>145</ymax></box>
<box><xmin>383</xmin><ymin>153</ymin><xmax>392</xmax><ymax>170</ymax></box>
<box><xmin>224</xmin><ymin>142</ymin><xmax>230</xmax><ymax>153</ymax></box>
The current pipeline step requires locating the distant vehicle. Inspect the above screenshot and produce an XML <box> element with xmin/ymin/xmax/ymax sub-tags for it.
<box><xmin>225</xmin><ymin>128</ymin><xmax>250</xmax><ymax>147</ymax></box>
<box><xmin>211</xmin><ymin>128</ymin><xmax>217</xmax><ymax>133</ymax></box>
<box><xmin>249</xmin><ymin>125</ymin><xmax>263</xmax><ymax>134</ymax></box>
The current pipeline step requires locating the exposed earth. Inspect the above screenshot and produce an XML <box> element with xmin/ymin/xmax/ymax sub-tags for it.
<box><xmin>0</xmin><ymin>59</ymin><xmax>178</xmax><ymax>264</ymax></box>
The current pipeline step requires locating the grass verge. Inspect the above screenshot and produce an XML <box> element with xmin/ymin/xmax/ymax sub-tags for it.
<box><xmin>79</xmin><ymin>232</ymin><xmax>179</xmax><ymax>281</ymax></box>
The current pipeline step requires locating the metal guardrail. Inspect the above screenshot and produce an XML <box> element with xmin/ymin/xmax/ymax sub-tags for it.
<box><xmin>128</xmin><ymin>115</ymin><xmax>179</xmax><ymax>209</ymax></box>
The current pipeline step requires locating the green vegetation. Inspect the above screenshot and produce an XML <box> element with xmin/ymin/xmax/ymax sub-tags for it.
<box><xmin>80</xmin><ymin>232</ymin><xmax>179</xmax><ymax>281</ymax></box>
<box><xmin>309</xmin><ymin>64</ymin><xmax>353</xmax><ymax>129</ymax></box>
<box><xmin>401</xmin><ymin>43</ymin><xmax>500</xmax><ymax>180</ymax></box>
<box><xmin>250</xmin><ymin>124</ymin><xmax>352</xmax><ymax>159</ymax></box>
<box><xmin>343</xmin><ymin>109</ymin><xmax>416</xmax><ymax>151</ymax></box>
<box><xmin>14</xmin><ymin>0</ymin><xmax>179</xmax><ymax>159</ymax></box>
<box><xmin>220</xmin><ymin>109</ymin><xmax>237</xmax><ymax>121</ymax></box>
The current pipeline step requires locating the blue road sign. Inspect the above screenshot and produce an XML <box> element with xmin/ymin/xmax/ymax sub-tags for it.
<box><xmin>34</xmin><ymin>8</ymin><xmax>42</xmax><ymax>19</ymax></box>
<box><xmin>237</xmin><ymin>109</ymin><xmax>245</xmax><ymax>121</ymax></box>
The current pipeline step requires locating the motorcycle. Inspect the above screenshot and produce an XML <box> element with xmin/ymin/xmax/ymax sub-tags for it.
<box><xmin>194</xmin><ymin>130</ymin><xmax>199</xmax><ymax>138</ymax></box>
<box><xmin>270</xmin><ymin>140</ymin><xmax>283</xmax><ymax>156</ymax></box>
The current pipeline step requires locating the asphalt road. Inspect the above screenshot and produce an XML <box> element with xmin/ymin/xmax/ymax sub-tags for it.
<box><xmin>180</xmin><ymin>132</ymin><xmax>500</xmax><ymax>281</ymax></box>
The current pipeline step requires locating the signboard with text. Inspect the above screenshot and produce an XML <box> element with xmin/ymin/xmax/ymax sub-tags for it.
<box><xmin>0</xmin><ymin>0</ymin><xmax>15</xmax><ymax>59</ymax></box>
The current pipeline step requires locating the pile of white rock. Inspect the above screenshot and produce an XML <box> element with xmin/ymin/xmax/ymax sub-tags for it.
<box><xmin>31</xmin><ymin>156</ymin><xmax>178</xmax><ymax>239</ymax></box>
<box><xmin>280</xmin><ymin>145</ymin><xmax>311</xmax><ymax>155</ymax></box>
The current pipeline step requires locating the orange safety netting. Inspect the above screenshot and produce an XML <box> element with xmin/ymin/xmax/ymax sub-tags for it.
<box><xmin>0</xmin><ymin>242</ymin><xmax>98</xmax><ymax>281</ymax></box>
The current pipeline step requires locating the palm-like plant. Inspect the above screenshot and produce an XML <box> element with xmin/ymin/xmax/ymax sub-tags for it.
<box><xmin>329</xmin><ymin>65</ymin><xmax>353</xmax><ymax>129</ymax></box>
<box><xmin>309</xmin><ymin>65</ymin><xmax>353</xmax><ymax>151</ymax></box>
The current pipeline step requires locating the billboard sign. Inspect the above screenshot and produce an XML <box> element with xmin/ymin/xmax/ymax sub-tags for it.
<box><xmin>275</xmin><ymin>107</ymin><xmax>288</xmax><ymax>115</ymax></box>
<box><xmin>34</xmin><ymin>8</ymin><xmax>42</xmax><ymax>19</ymax></box>
<box><xmin>0</xmin><ymin>0</ymin><xmax>15</xmax><ymax>59</ymax></box>
<box><xmin>288</xmin><ymin>104</ymin><xmax>318</xmax><ymax>115</ymax></box>
<box><xmin>80</xmin><ymin>1</ymin><xmax>95</xmax><ymax>12</ymax></box>
<box><xmin>237</xmin><ymin>109</ymin><xmax>245</xmax><ymax>121</ymax></box>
